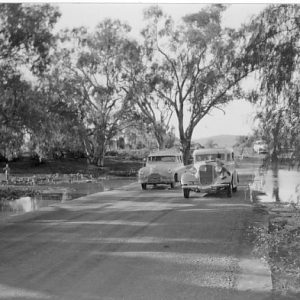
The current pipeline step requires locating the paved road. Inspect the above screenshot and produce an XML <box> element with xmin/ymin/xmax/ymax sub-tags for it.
<box><xmin>0</xmin><ymin>178</ymin><xmax>275</xmax><ymax>300</ymax></box>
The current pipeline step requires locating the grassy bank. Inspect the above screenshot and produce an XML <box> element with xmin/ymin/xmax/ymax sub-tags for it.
<box><xmin>1</xmin><ymin>157</ymin><xmax>144</xmax><ymax>177</ymax></box>
<box><xmin>251</xmin><ymin>201</ymin><xmax>300</xmax><ymax>296</ymax></box>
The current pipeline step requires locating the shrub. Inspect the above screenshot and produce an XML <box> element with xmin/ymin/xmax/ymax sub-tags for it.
<box><xmin>108</xmin><ymin>149</ymin><xmax>150</xmax><ymax>161</ymax></box>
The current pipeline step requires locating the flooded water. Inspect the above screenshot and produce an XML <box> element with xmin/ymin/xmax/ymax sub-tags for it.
<box><xmin>0</xmin><ymin>178</ymin><xmax>135</xmax><ymax>218</ymax></box>
<box><xmin>251</xmin><ymin>167</ymin><xmax>300</xmax><ymax>204</ymax></box>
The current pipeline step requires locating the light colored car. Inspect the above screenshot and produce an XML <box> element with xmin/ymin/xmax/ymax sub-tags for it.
<box><xmin>253</xmin><ymin>140</ymin><xmax>268</xmax><ymax>154</ymax></box>
<box><xmin>181</xmin><ymin>148</ymin><xmax>239</xmax><ymax>198</ymax></box>
<box><xmin>138</xmin><ymin>150</ymin><xmax>184</xmax><ymax>190</ymax></box>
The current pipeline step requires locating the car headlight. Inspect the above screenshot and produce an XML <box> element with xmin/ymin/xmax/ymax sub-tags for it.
<box><xmin>190</xmin><ymin>167</ymin><xmax>197</xmax><ymax>174</ymax></box>
<box><xmin>199</xmin><ymin>165</ymin><xmax>207</xmax><ymax>172</ymax></box>
<box><xmin>139</xmin><ymin>170</ymin><xmax>144</xmax><ymax>176</ymax></box>
<box><xmin>168</xmin><ymin>168</ymin><xmax>172</xmax><ymax>174</ymax></box>
<box><xmin>215</xmin><ymin>166</ymin><xmax>222</xmax><ymax>173</ymax></box>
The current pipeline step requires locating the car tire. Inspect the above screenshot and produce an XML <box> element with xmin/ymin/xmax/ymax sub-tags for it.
<box><xmin>174</xmin><ymin>173</ymin><xmax>178</xmax><ymax>182</ymax></box>
<box><xmin>170</xmin><ymin>182</ymin><xmax>175</xmax><ymax>189</ymax></box>
<box><xmin>183</xmin><ymin>188</ymin><xmax>190</xmax><ymax>199</ymax></box>
<box><xmin>227</xmin><ymin>181</ymin><xmax>232</xmax><ymax>197</ymax></box>
<box><xmin>232</xmin><ymin>176</ymin><xmax>237</xmax><ymax>193</ymax></box>
<box><xmin>141</xmin><ymin>183</ymin><xmax>147</xmax><ymax>190</ymax></box>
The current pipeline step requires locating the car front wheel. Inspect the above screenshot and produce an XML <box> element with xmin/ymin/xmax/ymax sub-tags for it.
<box><xmin>174</xmin><ymin>173</ymin><xmax>178</xmax><ymax>182</ymax></box>
<box><xmin>232</xmin><ymin>175</ymin><xmax>238</xmax><ymax>192</ymax></box>
<box><xmin>141</xmin><ymin>183</ymin><xmax>147</xmax><ymax>190</ymax></box>
<box><xmin>227</xmin><ymin>181</ymin><xmax>233</xmax><ymax>197</ymax></box>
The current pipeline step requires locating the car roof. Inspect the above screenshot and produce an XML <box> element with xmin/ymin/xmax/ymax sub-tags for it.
<box><xmin>149</xmin><ymin>150</ymin><xmax>182</xmax><ymax>157</ymax></box>
<box><xmin>193</xmin><ymin>148</ymin><xmax>233</xmax><ymax>156</ymax></box>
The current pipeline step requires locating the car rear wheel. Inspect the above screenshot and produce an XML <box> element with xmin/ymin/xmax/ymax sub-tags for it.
<box><xmin>227</xmin><ymin>181</ymin><xmax>232</xmax><ymax>197</ymax></box>
<box><xmin>141</xmin><ymin>183</ymin><xmax>147</xmax><ymax>190</ymax></box>
<box><xmin>183</xmin><ymin>188</ymin><xmax>190</xmax><ymax>199</ymax></box>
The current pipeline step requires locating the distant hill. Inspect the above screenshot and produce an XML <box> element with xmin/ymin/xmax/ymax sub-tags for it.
<box><xmin>193</xmin><ymin>135</ymin><xmax>246</xmax><ymax>148</ymax></box>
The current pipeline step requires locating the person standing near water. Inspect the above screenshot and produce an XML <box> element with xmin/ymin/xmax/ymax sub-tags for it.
<box><xmin>3</xmin><ymin>163</ymin><xmax>10</xmax><ymax>183</ymax></box>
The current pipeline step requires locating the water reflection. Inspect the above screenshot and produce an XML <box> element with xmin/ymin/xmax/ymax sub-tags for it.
<box><xmin>251</xmin><ymin>165</ymin><xmax>300</xmax><ymax>204</ymax></box>
<box><xmin>0</xmin><ymin>178</ymin><xmax>134</xmax><ymax>218</ymax></box>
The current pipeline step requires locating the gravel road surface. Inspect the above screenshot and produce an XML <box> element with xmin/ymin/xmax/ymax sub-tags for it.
<box><xmin>0</xmin><ymin>181</ymin><xmax>274</xmax><ymax>300</ymax></box>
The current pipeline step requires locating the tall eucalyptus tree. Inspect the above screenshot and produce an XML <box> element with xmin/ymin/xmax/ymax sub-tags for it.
<box><xmin>53</xmin><ymin>20</ymin><xmax>140</xmax><ymax>166</ymax></box>
<box><xmin>0</xmin><ymin>3</ymin><xmax>60</xmax><ymax>158</ymax></box>
<box><xmin>140</xmin><ymin>5</ymin><xmax>253</xmax><ymax>164</ymax></box>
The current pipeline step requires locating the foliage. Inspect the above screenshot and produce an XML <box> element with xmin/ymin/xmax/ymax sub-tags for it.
<box><xmin>0</xmin><ymin>3</ymin><xmax>61</xmax><ymax>160</ymax></box>
<box><xmin>0</xmin><ymin>3</ymin><xmax>60</xmax><ymax>73</ymax></box>
<box><xmin>205</xmin><ymin>139</ymin><xmax>218</xmax><ymax>148</ymax></box>
<box><xmin>243</xmin><ymin>4</ymin><xmax>300</xmax><ymax>162</ymax></box>
<box><xmin>0</xmin><ymin>187</ymin><xmax>40</xmax><ymax>201</ymax></box>
<box><xmin>234</xmin><ymin>135</ymin><xmax>256</xmax><ymax>148</ymax></box>
<box><xmin>252</xmin><ymin>209</ymin><xmax>300</xmax><ymax>295</ymax></box>
<box><xmin>51</xmin><ymin>20</ymin><xmax>138</xmax><ymax>166</ymax></box>
<box><xmin>110</xmin><ymin>149</ymin><xmax>150</xmax><ymax>161</ymax></box>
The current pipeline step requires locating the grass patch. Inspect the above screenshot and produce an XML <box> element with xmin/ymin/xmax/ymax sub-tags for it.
<box><xmin>1</xmin><ymin>157</ymin><xmax>143</xmax><ymax>177</ymax></box>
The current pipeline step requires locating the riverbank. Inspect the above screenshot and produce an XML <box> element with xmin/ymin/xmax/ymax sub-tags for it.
<box><xmin>0</xmin><ymin>157</ymin><xmax>142</xmax><ymax>206</ymax></box>
<box><xmin>250</xmin><ymin>168</ymin><xmax>300</xmax><ymax>297</ymax></box>
<box><xmin>250</xmin><ymin>202</ymin><xmax>300</xmax><ymax>297</ymax></box>
<box><xmin>0</xmin><ymin>157</ymin><xmax>143</xmax><ymax>177</ymax></box>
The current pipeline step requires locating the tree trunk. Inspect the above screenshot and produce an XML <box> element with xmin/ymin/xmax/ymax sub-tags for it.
<box><xmin>177</xmin><ymin>115</ymin><xmax>192</xmax><ymax>165</ymax></box>
<box><xmin>156</xmin><ymin>134</ymin><xmax>165</xmax><ymax>150</ymax></box>
<box><xmin>97</xmin><ymin>143</ymin><xmax>106</xmax><ymax>167</ymax></box>
<box><xmin>271</xmin><ymin>162</ymin><xmax>280</xmax><ymax>202</ymax></box>
<box><xmin>83</xmin><ymin>137</ymin><xmax>106</xmax><ymax>167</ymax></box>
<box><xmin>153</xmin><ymin>125</ymin><xmax>166</xmax><ymax>150</ymax></box>
<box><xmin>181</xmin><ymin>138</ymin><xmax>192</xmax><ymax>165</ymax></box>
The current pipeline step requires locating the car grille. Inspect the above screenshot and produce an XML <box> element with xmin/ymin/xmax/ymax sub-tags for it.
<box><xmin>148</xmin><ymin>173</ymin><xmax>161</xmax><ymax>183</ymax></box>
<box><xmin>199</xmin><ymin>165</ymin><xmax>214</xmax><ymax>185</ymax></box>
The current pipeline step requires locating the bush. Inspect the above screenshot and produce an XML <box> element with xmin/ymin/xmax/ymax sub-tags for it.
<box><xmin>107</xmin><ymin>149</ymin><xmax>150</xmax><ymax>161</ymax></box>
<box><xmin>105</xmin><ymin>150</ymin><xmax>118</xmax><ymax>157</ymax></box>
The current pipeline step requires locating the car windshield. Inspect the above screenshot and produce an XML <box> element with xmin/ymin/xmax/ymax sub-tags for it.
<box><xmin>195</xmin><ymin>153</ymin><xmax>225</xmax><ymax>162</ymax></box>
<box><xmin>148</xmin><ymin>156</ymin><xmax>177</xmax><ymax>162</ymax></box>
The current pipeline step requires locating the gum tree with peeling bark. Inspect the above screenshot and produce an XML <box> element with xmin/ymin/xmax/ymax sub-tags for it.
<box><xmin>52</xmin><ymin>20</ymin><xmax>138</xmax><ymax>166</ymax></box>
<box><xmin>140</xmin><ymin>5</ymin><xmax>253</xmax><ymax>164</ymax></box>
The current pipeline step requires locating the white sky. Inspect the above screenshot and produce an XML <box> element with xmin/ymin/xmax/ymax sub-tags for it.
<box><xmin>54</xmin><ymin>1</ymin><xmax>267</xmax><ymax>139</ymax></box>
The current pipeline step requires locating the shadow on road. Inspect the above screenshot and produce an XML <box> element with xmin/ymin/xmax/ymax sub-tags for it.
<box><xmin>0</xmin><ymin>178</ymin><xmax>298</xmax><ymax>299</ymax></box>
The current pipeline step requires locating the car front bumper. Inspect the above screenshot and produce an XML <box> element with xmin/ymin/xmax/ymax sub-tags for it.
<box><xmin>181</xmin><ymin>183</ymin><xmax>229</xmax><ymax>192</ymax></box>
<box><xmin>138</xmin><ymin>175</ymin><xmax>174</xmax><ymax>184</ymax></box>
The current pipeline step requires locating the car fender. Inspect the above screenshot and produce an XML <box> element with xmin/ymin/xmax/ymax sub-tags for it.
<box><xmin>181</xmin><ymin>172</ymin><xmax>197</xmax><ymax>185</ymax></box>
<box><xmin>138</xmin><ymin>166</ymin><xmax>149</xmax><ymax>174</ymax></box>
<box><xmin>138</xmin><ymin>166</ymin><xmax>149</xmax><ymax>181</ymax></box>
<box><xmin>174</xmin><ymin>164</ymin><xmax>193</xmax><ymax>182</ymax></box>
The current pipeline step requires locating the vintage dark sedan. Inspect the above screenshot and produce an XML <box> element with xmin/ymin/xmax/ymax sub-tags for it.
<box><xmin>181</xmin><ymin>148</ymin><xmax>239</xmax><ymax>198</ymax></box>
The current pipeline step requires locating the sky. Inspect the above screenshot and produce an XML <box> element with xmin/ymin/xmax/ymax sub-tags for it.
<box><xmin>54</xmin><ymin>1</ymin><xmax>267</xmax><ymax>139</ymax></box>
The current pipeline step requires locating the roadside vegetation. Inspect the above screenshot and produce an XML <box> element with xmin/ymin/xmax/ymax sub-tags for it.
<box><xmin>1</xmin><ymin>3</ymin><xmax>298</xmax><ymax>168</ymax></box>
<box><xmin>251</xmin><ymin>203</ymin><xmax>300</xmax><ymax>297</ymax></box>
